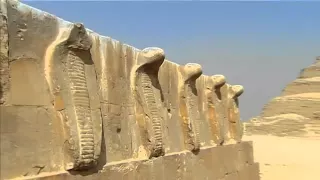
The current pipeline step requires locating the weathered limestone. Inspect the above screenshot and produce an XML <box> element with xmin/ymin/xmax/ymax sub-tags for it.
<box><xmin>198</xmin><ymin>75</ymin><xmax>226</xmax><ymax>146</ymax></box>
<box><xmin>245</xmin><ymin>57</ymin><xmax>320</xmax><ymax>137</ymax></box>
<box><xmin>178</xmin><ymin>63</ymin><xmax>202</xmax><ymax>152</ymax></box>
<box><xmin>221</xmin><ymin>83</ymin><xmax>244</xmax><ymax>144</ymax></box>
<box><xmin>196</xmin><ymin>75</ymin><xmax>217</xmax><ymax>147</ymax></box>
<box><xmin>158</xmin><ymin>61</ymin><xmax>185</xmax><ymax>153</ymax></box>
<box><xmin>227</xmin><ymin>85</ymin><xmax>244</xmax><ymax>143</ymax></box>
<box><xmin>0</xmin><ymin>0</ymin><xmax>9</xmax><ymax>104</ymax></box>
<box><xmin>7</xmin><ymin>142</ymin><xmax>259</xmax><ymax>180</ymax></box>
<box><xmin>133</xmin><ymin>47</ymin><xmax>166</xmax><ymax>158</ymax></box>
<box><xmin>90</xmin><ymin>35</ymin><xmax>139</xmax><ymax>163</ymax></box>
<box><xmin>0</xmin><ymin>0</ymin><xmax>259</xmax><ymax>179</ymax></box>
<box><xmin>44</xmin><ymin>23</ymin><xmax>102</xmax><ymax>170</ymax></box>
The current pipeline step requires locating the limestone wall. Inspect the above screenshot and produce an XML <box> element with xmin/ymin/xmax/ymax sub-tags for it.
<box><xmin>0</xmin><ymin>0</ymin><xmax>259</xmax><ymax>179</ymax></box>
<box><xmin>245</xmin><ymin>57</ymin><xmax>320</xmax><ymax>137</ymax></box>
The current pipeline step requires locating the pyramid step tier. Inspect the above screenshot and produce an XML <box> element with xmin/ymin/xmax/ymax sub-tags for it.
<box><xmin>245</xmin><ymin>114</ymin><xmax>320</xmax><ymax>137</ymax></box>
<box><xmin>261</xmin><ymin>93</ymin><xmax>320</xmax><ymax>120</ymax></box>
<box><xmin>298</xmin><ymin>62</ymin><xmax>320</xmax><ymax>79</ymax></box>
<box><xmin>281</xmin><ymin>77</ymin><xmax>320</xmax><ymax>96</ymax></box>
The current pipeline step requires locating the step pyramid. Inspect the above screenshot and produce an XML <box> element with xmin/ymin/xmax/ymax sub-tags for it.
<box><xmin>245</xmin><ymin>57</ymin><xmax>320</xmax><ymax>137</ymax></box>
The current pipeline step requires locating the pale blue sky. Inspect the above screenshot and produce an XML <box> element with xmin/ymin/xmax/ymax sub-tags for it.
<box><xmin>23</xmin><ymin>1</ymin><xmax>320</xmax><ymax>120</ymax></box>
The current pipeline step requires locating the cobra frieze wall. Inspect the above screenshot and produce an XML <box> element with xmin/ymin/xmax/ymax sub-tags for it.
<box><xmin>0</xmin><ymin>0</ymin><xmax>260</xmax><ymax>179</ymax></box>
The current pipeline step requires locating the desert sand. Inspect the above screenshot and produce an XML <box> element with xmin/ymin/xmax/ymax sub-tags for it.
<box><xmin>243</xmin><ymin>135</ymin><xmax>320</xmax><ymax>180</ymax></box>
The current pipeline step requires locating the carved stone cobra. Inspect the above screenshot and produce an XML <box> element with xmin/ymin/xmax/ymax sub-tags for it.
<box><xmin>44</xmin><ymin>23</ymin><xmax>101</xmax><ymax>170</ymax></box>
<box><xmin>134</xmin><ymin>47</ymin><xmax>165</xmax><ymax>158</ymax></box>
<box><xmin>179</xmin><ymin>63</ymin><xmax>202</xmax><ymax>152</ymax></box>
<box><xmin>227</xmin><ymin>85</ymin><xmax>244</xmax><ymax>143</ymax></box>
<box><xmin>206</xmin><ymin>75</ymin><xmax>226</xmax><ymax>145</ymax></box>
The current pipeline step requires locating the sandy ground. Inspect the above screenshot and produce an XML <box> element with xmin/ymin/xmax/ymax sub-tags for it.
<box><xmin>243</xmin><ymin>135</ymin><xmax>320</xmax><ymax>180</ymax></box>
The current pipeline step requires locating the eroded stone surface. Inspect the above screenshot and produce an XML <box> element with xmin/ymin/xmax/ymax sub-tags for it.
<box><xmin>227</xmin><ymin>85</ymin><xmax>244</xmax><ymax>143</ymax></box>
<box><xmin>133</xmin><ymin>47</ymin><xmax>166</xmax><ymax>158</ymax></box>
<box><xmin>196</xmin><ymin>75</ymin><xmax>217</xmax><ymax>147</ymax></box>
<box><xmin>221</xmin><ymin>83</ymin><xmax>245</xmax><ymax>144</ymax></box>
<box><xmin>178</xmin><ymin>63</ymin><xmax>203</xmax><ymax>152</ymax></box>
<box><xmin>0</xmin><ymin>0</ymin><xmax>9</xmax><ymax>104</ymax></box>
<box><xmin>9</xmin><ymin>142</ymin><xmax>258</xmax><ymax>180</ymax></box>
<box><xmin>158</xmin><ymin>61</ymin><xmax>185</xmax><ymax>154</ymax></box>
<box><xmin>0</xmin><ymin>106</ymin><xmax>64</xmax><ymax>178</ymax></box>
<box><xmin>44</xmin><ymin>23</ymin><xmax>102</xmax><ymax>171</ymax></box>
<box><xmin>204</xmin><ymin>75</ymin><xmax>226</xmax><ymax>145</ymax></box>
<box><xmin>10</xmin><ymin>59</ymin><xmax>51</xmax><ymax>105</ymax></box>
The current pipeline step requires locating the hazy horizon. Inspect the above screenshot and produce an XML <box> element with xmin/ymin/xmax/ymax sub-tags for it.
<box><xmin>22</xmin><ymin>1</ymin><xmax>320</xmax><ymax>121</ymax></box>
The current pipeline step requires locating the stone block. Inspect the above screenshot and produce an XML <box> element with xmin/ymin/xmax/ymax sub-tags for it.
<box><xmin>7</xmin><ymin>0</ymin><xmax>59</xmax><ymax>61</ymax></box>
<box><xmin>238</xmin><ymin>163</ymin><xmax>260</xmax><ymax>180</ymax></box>
<box><xmin>180</xmin><ymin>152</ymin><xmax>194</xmax><ymax>180</ymax></box>
<box><xmin>9</xmin><ymin>59</ymin><xmax>51</xmax><ymax>105</ymax></box>
<box><xmin>219</xmin><ymin>144</ymin><xmax>239</xmax><ymax>174</ymax></box>
<box><xmin>236</xmin><ymin>141</ymin><xmax>255</xmax><ymax>169</ymax></box>
<box><xmin>0</xmin><ymin>106</ymin><xmax>64</xmax><ymax>179</ymax></box>
<box><xmin>101</xmin><ymin>161</ymin><xmax>137</xmax><ymax>180</ymax></box>
<box><xmin>192</xmin><ymin>147</ymin><xmax>215</xmax><ymax>179</ymax></box>
<box><xmin>135</xmin><ymin>160</ymin><xmax>153</xmax><ymax>180</ymax></box>
<box><xmin>162</xmin><ymin>153</ymin><xmax>185</xmax><ymax>180</ymax></box>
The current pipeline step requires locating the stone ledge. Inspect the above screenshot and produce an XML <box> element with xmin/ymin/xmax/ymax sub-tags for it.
<box><xmin>11</xmin><ymin>142</ymin><xmax>257</xmax><ymax>180</ymax></box>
